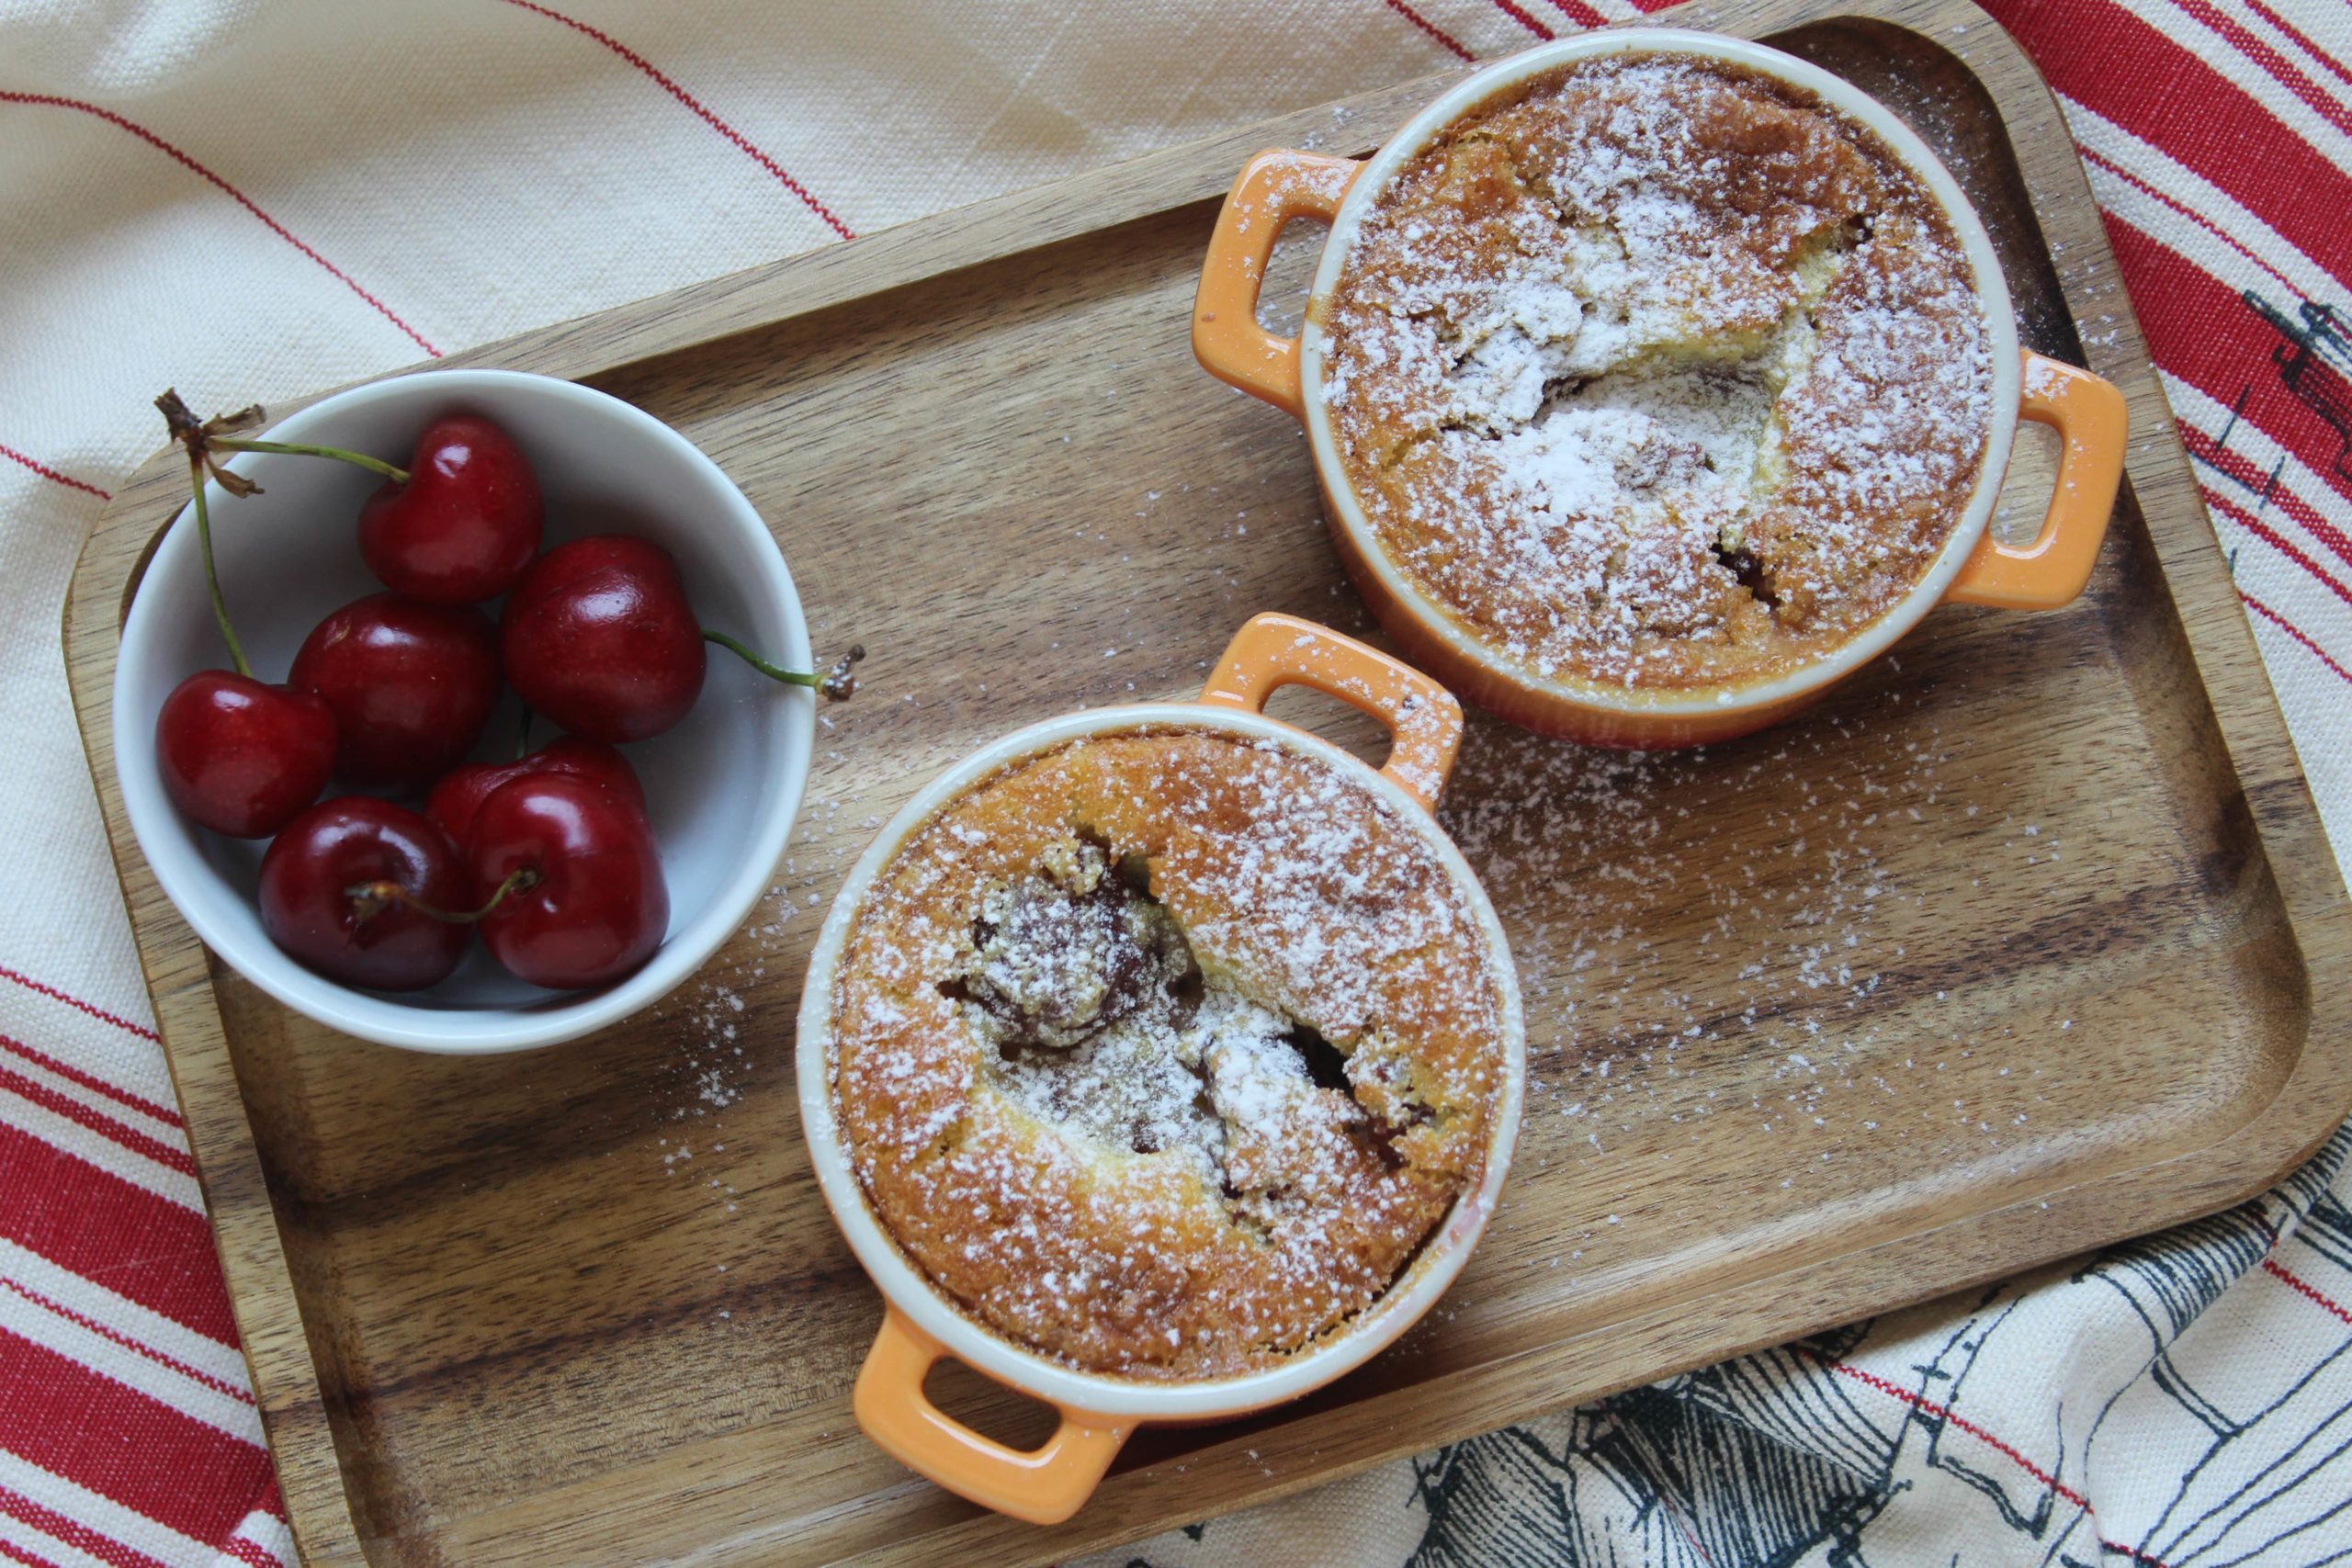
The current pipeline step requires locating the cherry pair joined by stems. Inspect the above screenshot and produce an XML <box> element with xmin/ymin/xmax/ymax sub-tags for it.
<box><xmin>153</xmin><ymin>394</ymin><xmax>336</xmax><ymax>840</ymax></box>
<box><xmin>263</xmin><ymin>770</ymin><xmax>665</xmax><ymax>992</ymax></box>
<box><xmin>152</xmin><ymin>394</ymin><xmax>509</xmax><ymax>832</ymax></box>
<box><xmin>164</xmin><ymin>392</ymin><xmax>543</xmax><ymax>604</ymax></box>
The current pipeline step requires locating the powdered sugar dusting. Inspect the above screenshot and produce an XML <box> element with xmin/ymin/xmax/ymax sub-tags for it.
<box><xmin>1321</xmin><ymin>56</ymin><xmax>1994</xmax><ymax>691</ymax></box>
<box><xmin>828</xmin><ymin>727</ymin><xmax>1506</xmax><ymax>1381</ymax></box>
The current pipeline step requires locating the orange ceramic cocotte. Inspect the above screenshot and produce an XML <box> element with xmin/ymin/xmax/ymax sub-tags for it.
<box><xmin>1193</xmin><ymin>29</ymin><xmax>2129</xmax><ymax>749</ymax></box>
<box><xmin>796</xmin><ymin>614</ymin><xmax>1524</xmax><ymax>1525</ymax></box>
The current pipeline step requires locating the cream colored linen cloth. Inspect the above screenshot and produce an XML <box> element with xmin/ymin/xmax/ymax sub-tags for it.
<box><xmin>4</xmin><ymin>3</ymin><xmax>2349</xmax><ymax>1564</ymax></box>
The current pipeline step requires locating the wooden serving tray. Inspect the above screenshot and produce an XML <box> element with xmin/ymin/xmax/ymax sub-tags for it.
<box><xmin>62</xmin><ymin>1</ymin><xmax>2352</xmax><ymax>1562</ymax></box>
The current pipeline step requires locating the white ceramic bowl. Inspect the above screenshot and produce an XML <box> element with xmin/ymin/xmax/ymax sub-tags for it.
<box><xmin>113</xmin><ymin>369</ymin><xmax>814</xmax><ymax>1053</ymax></box>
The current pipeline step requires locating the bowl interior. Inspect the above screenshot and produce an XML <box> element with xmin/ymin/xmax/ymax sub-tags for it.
<box><xmin>113</xmin><ymin>369</ymin><xmax>813</xmax><ymax>1051</ymax></box>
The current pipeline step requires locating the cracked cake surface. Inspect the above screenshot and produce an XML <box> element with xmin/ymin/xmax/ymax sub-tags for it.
<box><xmin>1318</xmin><ymin>54</ymin><xmax>1996</xmax><ymax>693</ymax></box>
<box><xmin>827</xmin><ymin>727</ymin><xmax>1506</xmax><ymax>1382</ymax></box>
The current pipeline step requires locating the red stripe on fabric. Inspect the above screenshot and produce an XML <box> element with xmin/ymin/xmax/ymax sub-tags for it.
<box><xmin>1804</xmin><ymin>1349</ymin><xmax>2091</xmax><ymax>1507</ymax></box>
<box><xmin>0</xmin><ymin>1489</ymin><xmax>166</xmax><ymax>1568</ymax></box>
<box><xmin>0</xmin><ymin>1333</ymin><xmax>268</xmax><ymax>1548</ymax></box>
<box><xmin>1488</xmin><ymin>0</ymin><xmax>1557</xmax><ymax>36</ymax></box>
<box><xmin>0</xmin><ymin>1124</ymin><xmax>235</xmax><ymax>1345</ymax></box>
<box><xmin>2203</xmin><ymin>475</ymin><xmax>2352</xmax><ymax>599</ymax></box>
<box><xmin>2077</xmin><ymin>146</ymin><xmax>2300</xmax><ymax>298</ymax></box>
<box><xmin>0</xmin><ymin>446</ymin><xmax>107</xmax><ymax>502</ymax></box>
<box><xmin>2102</xmin><ymin>216</ymin><xmax>2352</xmax><ymax>511</ymax></box>
<box><xmin>2180</xmin><ymin>425</ymin><xmax>2352</xmax><ymax>568</ymax></box>
<box><xmin>2203</xmin><ymin>487</ymin><xmax>2352</xmax><ymax>612</ymax></box>
<box><xmin>218</xmin><ymin>1535</ymin><xmax>280</xmax><ymax>1568</ymax></box>
<box><xmin>1381</xmin><ymin>0</ymin><xmax>1476</xmax><ymax>59</ymax></box>
<box><xmin>0</xmin><ymin>94</ymin><xmax>437</xmax><ymax>356</ymax></box>
<box><xmin>1982</xmin><ymin>0</ymin><xmax>2352</xmax><ymax>281</ymax></box>
<box><xmin>0</xmin><ymin>969</ymin><xmax>157</xmax><ymax>1044</ymax></box>
<box><xmin>2244</xmin><ymin>0</ymin><xmax>2352</xmax><ymax>90</ymax></box>
<box><xmin>2244</xmin><ymin>594</ymin><xmax>2352</xmax><ymax>685</ymax></box>
<box><xmin>0</xmin><ymin>1277</ymin><xmax>250</xmax><ymax>1404</ymax></box>
<box><xmin>492</xmin><ymin>0</ymin><xmax>855</xmax><ymax>240</ymax></box>
<box><xmin>1804</xmin><ymin>1348</ymin><xmax>2174</xmax><ymax>1563</ymax></box>
<box><xmin>0</xmin><ymin>1037</ymin><xmax>177</xmax><ymax>1129</ymax></box>
<box><xmin>0</xmin><ymin>1538</ymin><xmax>67</xmax><ymax>1568</ymax></box>
<box><xmin>2262</xmin><ymin>1256</ymin><xmax>2352</xmax><ymax>1326</ymax></box>
<box><xmin>0</xmin><ymin>1066</ymin><xmax>193</xmax><ymax>1179</ymax></box>
<box><xmin>2163</xmin><ymin>0</ymin><xmax>2352</xmax><ymax>139</ymax></box>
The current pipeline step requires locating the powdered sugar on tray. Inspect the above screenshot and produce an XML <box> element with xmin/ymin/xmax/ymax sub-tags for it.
<box><xmin>1418</xmin><ymin>685</ymin><xmax>2082</xmax><ymax>1282</ymax></box>
<box><xmin>1320</xmin><ymin>56</ymin><xmax>1994</xmax><ymax>691</ymax></box>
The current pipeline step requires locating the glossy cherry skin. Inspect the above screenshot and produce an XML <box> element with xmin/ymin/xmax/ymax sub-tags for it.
<box><xmin>154</xmin><ymin>671</ymin><xmax>336</xmax><ymax>839</ymax></box>
<box><xmin>290</xmin><ymin>592</ymin><xmax>502</xmax><ymax>789</ymax></box>
<box><xmin>424</xmin><ymin>737</ymin><xmax>646</xmax><ymax>848</ymax></box>
<box><xmin>470</xmin><ymin>774</ymin><xmax>667</xmax><ymax>989</ymax></box>
<box><xmin>258</xmin><ymin>798</ymin><xmax>471</xmax><ymax>990</ymax></box>
<box><xmin>501</xmin><ymin>536</ymin><xmax>705</xmax><ymax>744</ymax></box>
<box><xmin>357</xmin><ymin>414</ymin><xmax>543</xmax><ymax>604</ymax></box>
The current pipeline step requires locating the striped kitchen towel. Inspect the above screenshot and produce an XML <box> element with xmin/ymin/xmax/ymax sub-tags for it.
<box><xmin>0</xmin><ymin>2</ymin><xmax>2345</xmax><ymax>1563</ymax></box>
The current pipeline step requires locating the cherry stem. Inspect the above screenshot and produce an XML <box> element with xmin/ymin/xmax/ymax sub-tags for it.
<box><xmin>347</xmin><ymin>866</ymin><xmax>541</xmax><ymax>925</ymax></box>
<box><xmin>516</xmin><ymin>707</ymin><xmax>536</xmax><ymax>760</ymax></box>
<box><xmin>188</xmin><ymin>456</ymin><xmax>251</xmax><ymax>680</ymax></box>
<box><xmin>702</xmin><ymin>630</ymin><xmax>865</xmax><ymax>701</ymax></box>
<box><xmin>209</xmin><ymin>436</ymin><xmax>409</xmax><ymax>486</ymax></box>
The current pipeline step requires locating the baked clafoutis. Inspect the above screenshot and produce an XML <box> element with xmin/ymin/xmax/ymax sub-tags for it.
<box><xmin>1318</xmin><ymin>54</ymin><xmax>1995</xmax><ymax>694</ymax></box>
<box><xmin>826</xmin><ymin>726</ymin><xmax>1508</xmax><ymax>1381</ymax></box>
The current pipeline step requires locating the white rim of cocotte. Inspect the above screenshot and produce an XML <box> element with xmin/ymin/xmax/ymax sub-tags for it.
<box><xmin>797</xmin><ymin>705</ymin><xmax>1527</xmax><ymax>1420</ymax></box>
<box><xmin>1297</xmin><ymin>28</ymin><xmax>2025</xmax><ymax>719</ymax></box>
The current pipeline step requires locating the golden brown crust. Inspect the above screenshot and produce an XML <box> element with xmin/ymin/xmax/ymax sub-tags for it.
<box><xmin>827</xmin><ymin>728</ymin><xmax>1505</xmax><ymax>1381</ymax></box>
<box><xmin>1320</xmin><ymin>55</ymin><xmax>1993</xmax><ymax>693</ymax></box>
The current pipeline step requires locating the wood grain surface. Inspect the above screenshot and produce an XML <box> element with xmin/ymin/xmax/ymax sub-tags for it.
<box><xmin>60</xmin><ymin>1</ymin><xmax>2352</xmax><ymax>1563</ymax></box>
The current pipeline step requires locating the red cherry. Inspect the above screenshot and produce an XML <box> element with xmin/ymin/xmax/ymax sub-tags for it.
<box><xmin>469</xmin><ymin>773</ymin><xmax>667</xmax><ymax>988</ymax></box>
<box><xmin>357</xmin><ymin>414</ymin><xmax>542</xmax><ymax>604</ymax></box>
<box><xmin>500</xmin><ymin>536</ymin><xmax>705</xmax><ymax>744</ymax></box>
<box><xmin>290</xmin><ymin>592</ymin><xmax>501</xmax><ymax>788</ymax></box>
<box><xmin>425</xmin><ymin>738</ymin><xmax>646</xmax><ymax>848</ymax></box>
<box><xmin>258</xmin><ymin>798</ymin><xmax>471</xmax><ymax>990</ymax></box>
<box><xmin>155</xmin><ymin>671</ymin><xmax>336</xmax><ymax>838</ymax></box>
